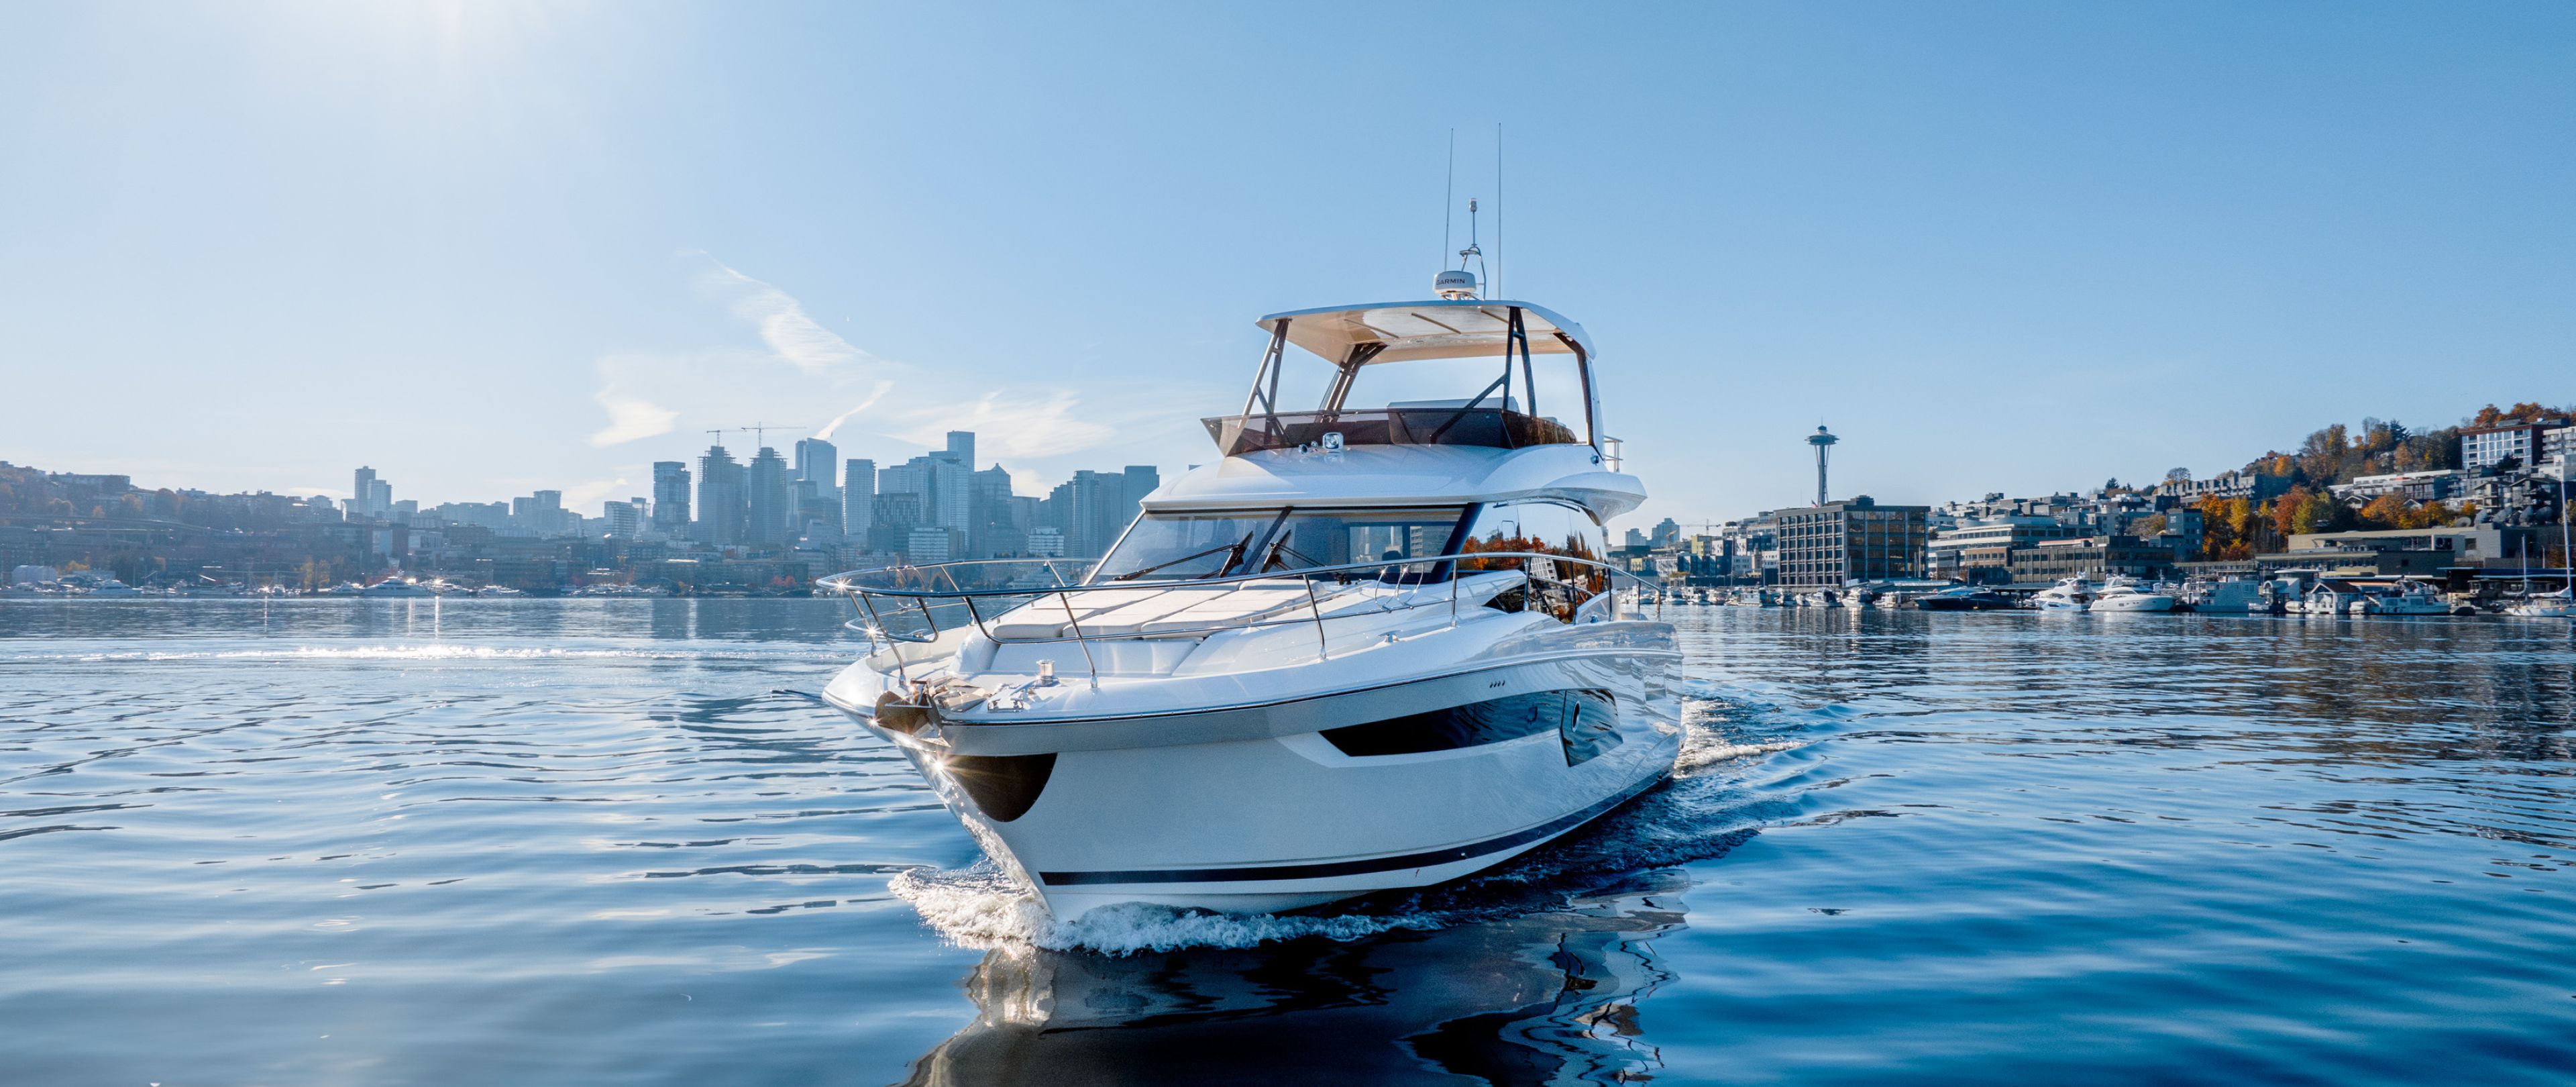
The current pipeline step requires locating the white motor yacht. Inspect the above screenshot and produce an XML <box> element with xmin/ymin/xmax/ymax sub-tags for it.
<box><xmin>362</xmin><ymin>578</ymin><xmax>432</xmax><ymax>597</ymax></box>
<box><xmin>2088</xmin><ymin>576</ymin><xmax>2175</xmax><ymax>613</ymax></box>
<box><xmin>2029</xmin><ymin>576</ymin><xmax>2092</xmax><ymax>611</ymax></box>
<box><xmin>2359</xmin><ymin>581</ymin><xmax>2451</xmax><ymax>616</ymax></box>
<box><xmin>819</xmin><ymin>280</ymin><xmax>1680</xmax><ymax>920</ymax></box>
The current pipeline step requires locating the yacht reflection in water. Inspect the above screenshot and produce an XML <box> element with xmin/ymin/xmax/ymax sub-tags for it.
<box><xmin>902</xmin><ymin>870</ymin><xmax>1690</xmax><ymax>1087</ymax></box>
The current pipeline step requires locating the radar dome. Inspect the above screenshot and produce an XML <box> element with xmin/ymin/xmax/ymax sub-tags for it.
<box><xmin>1433</xmin><ymin>268</ymin><xmax>1479</xmax><ymax>300</ymax></box>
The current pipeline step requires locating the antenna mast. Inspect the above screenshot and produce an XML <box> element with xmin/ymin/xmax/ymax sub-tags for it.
<box><xmin>1442</xmin><ymin>129</ymin><xmax>1455</xmax><ymax>271</ymax></box>
<box><xmin>1495</xmin><ymin>123</ymin><xmax>1503</xmax><ymax>299</ymax></box>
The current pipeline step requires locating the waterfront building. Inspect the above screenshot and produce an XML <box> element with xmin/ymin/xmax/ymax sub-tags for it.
<box><xmin>1926</xmin><ymin>517</ymin><xmax>2082</xmax><ymax>583</ymax></box>
<box><xmin>651</xmin><ymin>462</ymin><xmax>691</xmax><ymax>529</ymax></box>
<box><xmin>2266</xmin><ymin>525</ymin><xmax>2537</xmax><ymax>574</ymax></box>
<box><xmin>694</xmin><ymin>446</ymin><xmax>746</xmax><ymax>546</ymax></box>
<box><xmin>842</xmin><ymin>458</ymin><xmax>875</xmax><ymax>542</ymax></box>
<box><xmin>2544</xmin><ymin>425</ymin><xmax>2573</xmax><ymax>475</ymax></box>
<box><xmin>2004</xmin><ymin>535</ymin><xmax>2176</xmax><ymax>584</ymax></box>
<box><xmin>1026</xmin><ymin>526</ymin><xmax>1065</xmax><ymax>558</ymax></box>
<box><xmin>1774</xmin><ymin>497</ymin><xmax>1929</xmax><ymax>588</ymax></box>
<box><xmin>2461</xmin><ymin>419</ymin><xmax>2569</xmax><ymax>473</ymax></box>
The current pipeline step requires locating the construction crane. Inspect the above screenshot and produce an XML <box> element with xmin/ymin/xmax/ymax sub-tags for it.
<box><xmin>696</xmin><ymin>423</ymin><xmax>817</xmax><ymax>450</ymax></box>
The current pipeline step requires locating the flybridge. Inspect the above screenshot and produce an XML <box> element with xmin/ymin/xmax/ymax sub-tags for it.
<box><xmin>1205</xmin><ymin>299</ymin><xmax>1603</xmax><ymax>459</ymax></box>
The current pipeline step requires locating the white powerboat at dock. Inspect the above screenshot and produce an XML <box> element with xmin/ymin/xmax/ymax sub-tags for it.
<box><xmin>818</xmin><ymin>278</ymin><xmax>1680</xmax><ymax>920</ymax></box>
<box><xmin>2029</xmin><ymin>576</ymin><xmax>2092</xmax><ymax>611</ymax></box>
<box><xmin>2088</xmin><ymin>576</ymin><xmax>2176</xmax><ymax>613</ymax></box>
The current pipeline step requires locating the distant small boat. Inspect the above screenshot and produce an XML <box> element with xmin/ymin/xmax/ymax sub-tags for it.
<box><xmin>1915</xmin><ymin>586</ymin><xmax>2014</xmax><ymax>611</ymax></box>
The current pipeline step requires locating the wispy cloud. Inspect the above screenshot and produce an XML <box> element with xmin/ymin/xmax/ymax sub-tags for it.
<box><xmin>589</xmin><ymin>390</ymin><xmax>678</xmax><ymax>447</ymax></box>
<box><xmin>694</xmin><ymin>258</ymin><xmax>885</xmax><ymax>375</ymax></box>
<box><xmin>815</xmin><ymin>380</ymin><xmax>897</xmax><ymax>441</ymax></box>
<box><xmin>894</xmin><ymin>391</ymin><xmax>1120</xmax><ymax>460</ymax></box>
<box><xmin>561</xmin><ymin>476</ymin><xmax>630</xmax><ymax>511</ymax></box>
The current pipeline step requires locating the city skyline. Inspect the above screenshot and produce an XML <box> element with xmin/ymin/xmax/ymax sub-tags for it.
<box><xmin>4</xmin><ymin>4</ymin><xmax>2572</xmax><ymax>529</ymax></box>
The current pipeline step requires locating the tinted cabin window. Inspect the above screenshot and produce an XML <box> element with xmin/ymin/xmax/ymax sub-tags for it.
<box><xmin>1323</xmin><ymin>690</ymin><xmax>1622</xmax><ymax>766</ymax></box>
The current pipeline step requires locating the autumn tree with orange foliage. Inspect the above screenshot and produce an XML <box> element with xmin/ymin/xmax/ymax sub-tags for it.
<box><xmin>2193</xmin><ymin>495</ymin><xmax>2257</xmax><ymax>560</ymax></box>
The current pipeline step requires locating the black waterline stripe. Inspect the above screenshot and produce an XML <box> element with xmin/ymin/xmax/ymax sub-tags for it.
<box><xmin>1037</xmin><ymin>770</ymin><xmax>1668</xmax><ymax>887</ymax></box>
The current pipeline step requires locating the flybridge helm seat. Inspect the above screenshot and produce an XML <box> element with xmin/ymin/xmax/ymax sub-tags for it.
<box><xmin>1204</xmin><ymin>299</ymin><xmax>1603</xmax><ymax>459</ymax></box>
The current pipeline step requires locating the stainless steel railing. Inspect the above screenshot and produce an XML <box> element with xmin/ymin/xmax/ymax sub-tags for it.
<box><xmin>814</xmin><ymin>551</ymin><xmax>1665</xmax><ymax>686</ymax></box>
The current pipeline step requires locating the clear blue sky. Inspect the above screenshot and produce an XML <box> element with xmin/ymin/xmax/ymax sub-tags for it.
<box><xmin>3</xmin><ymin>2</ymin><xmax>2569</xmax><ymax>528</ymax></box>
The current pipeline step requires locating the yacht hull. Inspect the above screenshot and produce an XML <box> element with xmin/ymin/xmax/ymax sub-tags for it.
<box><xmin>837</xmin><ymin>633</ymin><xmax>1682</xmax><ymax>919</ymax></box>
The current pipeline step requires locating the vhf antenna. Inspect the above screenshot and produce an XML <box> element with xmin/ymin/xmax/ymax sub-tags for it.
<box><xmin>1494</xmin><ymin>123</ymin><xmax>1503</xmax><ymax>299</ymax></box>
<box><xmin>1442</xmin><ymin>128</ymin><xmax>1456</xmax><ymax>272</ymax></box>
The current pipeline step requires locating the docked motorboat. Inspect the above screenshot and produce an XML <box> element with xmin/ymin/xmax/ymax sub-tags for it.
<box><xmin>1915</xmin><ymin>586</ymin><xmax>2014</xmax><ymax>611</ymax></box>
<box><xmin>2088</xmin><ymin>576</ymin><xmax>2176</xmax><ymax>613</ymax></box>
<box><xmin>818</xmin><ymin>277</ymin><xmax>1680</xmax><ymax>920</ymax></box>
<box><xmin>2029</xmin><ymin>577</ymin><xmax>2092</xmax><ymax>611</ymax></box>
<box><xmin>2359</xmin><ymin>581</ymin><xmax>2451</xmax><ymax>616</ymax></box>
<box><xmin>362</xmin><ymin>578</ymin><xmax>432</xmax><ymax>597</ymax></box>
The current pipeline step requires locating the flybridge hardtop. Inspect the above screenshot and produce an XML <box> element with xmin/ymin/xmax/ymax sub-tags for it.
<box><xmin>1257</xmin><ymin>299</ymin><xmax>1595</xmax><ymax>364</ymax></box>
<box><xmin>1203</xmin><ymin>297</ymin><xmax>1608</xmax><ymax>464</ymax></box>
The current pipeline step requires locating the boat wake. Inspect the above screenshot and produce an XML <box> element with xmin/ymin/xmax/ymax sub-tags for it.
<box><xmin>892</xmin><ymin>692</ymin><xmax>1811</xmax><ymax>955</ymax></box>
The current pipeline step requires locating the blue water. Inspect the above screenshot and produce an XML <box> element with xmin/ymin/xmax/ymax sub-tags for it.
<box><xmin>3</xmin><ymin>600</ymin><xmax>2572</xmax><ymax>1084</ymax></box>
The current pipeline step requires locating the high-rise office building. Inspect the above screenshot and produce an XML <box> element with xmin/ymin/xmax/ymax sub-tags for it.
<box><xmin>746</xmin><ymin>447</ymin><xmax>792</xmax><ymax>546</ymax></box>
<box><xmin>793</xmin><ymin>438</ymin><xmax>840</xmax><ymax>501</ymax></box>
<box><xmin>1042</xmin><ymin>465</ymin><xmax>1162</xmax><ymax>557</ymax></box>
<box><xmin>352</xmin><ymin>467</ymin><xmax>380</xmax><ymax>517</ymax></box>
<box><xmin>695</xmin><ymin>445</ymin><xmax>746</xmax><ymax>546</ymax></box>
<box><xmin>369</xmin><ymin>479</ymin><xmax>392</xmax><ymax>515</ymax></box>
<box><xmin>651</xmin><ymin>462</ymin><xmax>691</xmax><ymax>528</ymax></box>
<box><xmin>870</xmin><ymin>491</ymin><xmax>923</xmax><ymax>555</ymax></box>
<box><xmin>513</xmin><ymin>490</ymin><xmax>564</xmax><ymax>535</ymax></box>
<box><xmin>942</xmin><ymin>431</ymin><xmax>975</xmax><ymax>469</ymax></box>
<box><xmin>603</xmin><ymin>498</ymin><xmax>645</xmax><ymax>537</ymax></box>
<box><xmin>843</xmin><ymin>458</ymin><xmax>875</xmax><ymax>543</ymax></box>
<box><xmin>969</xmin><ymin>464</ymin><xmax>1018</xmax><ymax>557</ymax></box>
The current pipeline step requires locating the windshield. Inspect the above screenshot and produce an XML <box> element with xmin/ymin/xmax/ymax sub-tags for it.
<box><xmin>1254</xmin><ymin>507</ymin><xmax>1468</xmax><ymax>575</ymax></box>
<box><xmin>1091</xmin><ymin>511</ymin><xmax>1281</xmax><ymax>582</ymax></box>
<box><xmin>1091</xmin><ymin>507</ymin><xmax>1471</xmax><ymax>582</ymax></box>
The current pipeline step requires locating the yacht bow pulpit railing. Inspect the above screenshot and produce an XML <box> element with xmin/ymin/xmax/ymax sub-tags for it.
<box><xmin>815</xmin><ymin>552</ymin><xmax>1665</xmax><ymax>688</ymax></box>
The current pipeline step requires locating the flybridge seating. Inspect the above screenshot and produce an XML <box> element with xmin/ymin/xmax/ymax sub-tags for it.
<box><xmin>1204</xmin><ymin>300</ymin><xmax>1601</xmax><ymax>458</ymax></box>
<box><xmin>1203</xmin><ymin>402</ymin><xmax>1576</xmax><ymax>456</ymax></box>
